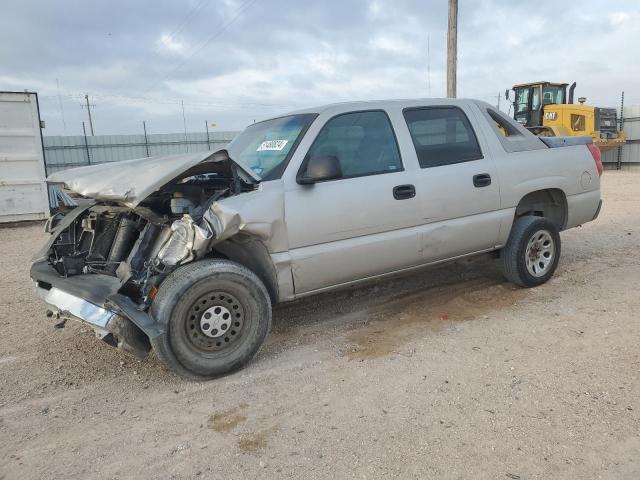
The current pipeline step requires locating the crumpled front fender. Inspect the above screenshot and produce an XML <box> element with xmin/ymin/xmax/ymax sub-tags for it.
<box><xmin>202</xmin><ymin>182</ymin><xmax>289</xmax><ymax>254</ymax></box>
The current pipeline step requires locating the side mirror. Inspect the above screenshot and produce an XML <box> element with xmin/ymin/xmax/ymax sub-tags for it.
<box><xmin>297</xmin><ymin>155</ymin><xmax>342</xmax><ymax>184</ymax></box>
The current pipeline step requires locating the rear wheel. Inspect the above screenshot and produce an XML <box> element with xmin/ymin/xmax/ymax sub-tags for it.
<box><xmin>501</xmin><ymin>216</ymin><xmax>561</xmax><ymax>287</ymax></box>
<box><xmin>150</xmin><ymin>259</ymin><xmax>271</xmax><ymax>379</ymax></box>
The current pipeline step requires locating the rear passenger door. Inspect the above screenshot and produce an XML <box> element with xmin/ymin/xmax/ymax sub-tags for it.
<box><xmin>402</xmin><ymin>106</ymin><xmax>502</xmax><ymax>261</ymax></box>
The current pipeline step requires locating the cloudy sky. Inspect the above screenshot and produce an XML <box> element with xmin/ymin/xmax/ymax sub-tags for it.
<box><xmin>2</xmin><ymin>0</ymin><xmax>639</xmax><ymax>136</ymax></box>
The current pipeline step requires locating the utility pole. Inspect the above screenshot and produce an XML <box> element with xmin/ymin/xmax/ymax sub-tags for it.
<box><xmin>446</xmin><ymin>0</ymin><xmax>458</xmax><ymax>98</ymax></box>
<box><xmin>84</xmin><ymin>94</ymin><xmax>95</xmax><ymax>136</ymax></box>
<box><xmin>142</xmin><ymin>121</ymin><xmax>150</xmax><ymax>157</ymax></box>
<box><xmin>82</xmin><ymin>121</ymin><xmax>91</xmax><ymax>165</ymax></box>
<box><xmin>496</xmin><ymin>92</ymin><xmax>501</xmax><ymax>110</ymax></box>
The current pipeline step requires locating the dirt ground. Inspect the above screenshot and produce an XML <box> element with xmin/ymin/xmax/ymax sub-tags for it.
<box><xmin>1</xmin><ymin>171</ymin><xmax>639</xmax><ymax>480</ymax></box>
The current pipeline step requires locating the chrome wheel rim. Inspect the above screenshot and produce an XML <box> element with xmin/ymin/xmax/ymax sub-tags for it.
<box><xmin>525</xmin><ymin>229</ymin><xmax>555</xmax><ymax>277</ymax></box>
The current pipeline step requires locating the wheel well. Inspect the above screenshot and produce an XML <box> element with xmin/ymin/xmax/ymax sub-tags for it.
<box><xmin>208</xmin><ymin>234</ymin><xmax>279</xmax><ymax>303</ymax></box>
<box><xmin>515</xmin><ymin>189</ymin><xmax>567</xmax><ymax>230</ymax></box>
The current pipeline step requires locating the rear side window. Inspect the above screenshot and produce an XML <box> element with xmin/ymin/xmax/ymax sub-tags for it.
<box><xmin>478</xmin><ymin>106</ymin><xmax>547</xmax><ymax>153</ymax></box>
<box><xmin>487</xmin><ymin>109</ymin><xmax>520</xmax><ymax>137</ymax></box>
<box><xmin>403</xmin><ymin>107</ymin><xmax>483</xmax><ymax>168</ymax></box>
<box><xmin>305</xmin><ymin>110</ymin><xmax>402</xmax><ymax>179</ymax></box>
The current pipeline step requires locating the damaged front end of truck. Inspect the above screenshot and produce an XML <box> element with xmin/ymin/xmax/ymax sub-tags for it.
<box><xmin>30</xmin><ymin>149</ymin><xmax>268</xmax><ymax>357</ymax></box>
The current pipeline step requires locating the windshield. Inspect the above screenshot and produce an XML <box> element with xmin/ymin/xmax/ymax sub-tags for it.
<box><xmin>226</xmin><ymin>113</ymin><xmax>317</xmax><ymax>181</ymax></box>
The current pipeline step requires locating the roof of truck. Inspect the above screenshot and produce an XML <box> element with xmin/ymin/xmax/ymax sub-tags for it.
<box><xmin>283</xmin><ymin>97</ymin><xmax>490</xmax><ymax>116</ymax></box>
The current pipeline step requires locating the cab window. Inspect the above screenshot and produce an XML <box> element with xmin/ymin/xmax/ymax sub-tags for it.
<box><xmin>515</xmin><ymin>88</ymin><xmax>530</xmax><ymax>115</ymax></box>
<box><xmin>403</xmin><ymin>107</ymin><xmax>483</xmax><ymax>168</ymax></box>
<box><xmin>304</xmin><ymin>110</ymin><xmax>402</xmax><ymax>179</ymax></box>
<box><xmin>542</xmin><ymin>86</ymin><xmax>564</xmax><ymax>104</ymax></box>
<box><xmin>532</xmin><ymin>87</ymin><xmax>541</xmax><ymax>111</ymax></box>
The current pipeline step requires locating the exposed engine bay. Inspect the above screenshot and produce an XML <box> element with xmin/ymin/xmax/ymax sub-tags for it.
<box><xmin>44</xmin><ymin>156</ymin><xmax>257</xmax><ymax>307</ymax></box>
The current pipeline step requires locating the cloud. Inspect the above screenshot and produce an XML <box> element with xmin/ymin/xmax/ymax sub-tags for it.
<box><xmin>368</xmin><ymin>1</ymin><xmax>382</xmax><ymax>19</ymax></box>
<box><xmin>608</xmin><ymin>11</ymin><xmax>633</xmax><ymax>26</ymax></box>
<box><xmin>0</xmin><ymin>0</ymin><xmax>637</xmax><ymax>135</ymax></box>
<box><xmin>369</xmin><ymin>35</ymin><xmax>419</xmax><ymax>56</ymax></box>
<box><xmin>158</xmin><ymin>34</ymin><xmax>186</xmax><ymax>54</ymax></box>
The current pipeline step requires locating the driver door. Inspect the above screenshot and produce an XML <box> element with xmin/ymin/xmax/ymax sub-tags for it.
<box><xmin>284</xmin><ymin>110</ymin><xmax>424</xmax><ymax>294</ymax></box>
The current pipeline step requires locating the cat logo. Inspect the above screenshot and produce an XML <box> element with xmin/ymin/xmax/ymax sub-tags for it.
<box><xmin>544</xmin><ymin>111</ymin><xmax>558</xmax><ymax>121</ymax></box>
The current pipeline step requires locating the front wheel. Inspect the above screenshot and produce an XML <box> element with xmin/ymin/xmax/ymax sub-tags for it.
<box><xmin>150</xmin><ymin>259</ymin><xmax>272</xmax><ymax>379</ymax></box>
<box><xmin>501</xmin><ymin>216</ymin><xmax>561</xmax><ymax>287</ymax></box>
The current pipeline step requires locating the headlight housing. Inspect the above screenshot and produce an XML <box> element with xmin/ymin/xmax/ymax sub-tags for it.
<box><xmin>155</xmin><ymin>215</ymin><xmax>214</xmax><ymax>267</ymax></box>
<box><xmin>156</xmin><ymin>218</ymin><xmax>195</xmax><ymax>266</ymax></box>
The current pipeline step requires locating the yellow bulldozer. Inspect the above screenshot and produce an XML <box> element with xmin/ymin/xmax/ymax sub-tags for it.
<box><xmin>505</xmin><ymin>81</ymin><xmax>625</xmax><ymax>152</ymax></box>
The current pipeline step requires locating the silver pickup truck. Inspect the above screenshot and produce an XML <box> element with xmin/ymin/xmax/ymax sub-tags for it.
<box><xmin>31</xmin><ymin>99</ymin><xmax>603</xmax><ymax>379</ymax></box>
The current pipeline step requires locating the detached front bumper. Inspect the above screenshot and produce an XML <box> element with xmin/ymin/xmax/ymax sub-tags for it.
<box><xmin>35</xmin><ymin>284</ymin><xmax>116</xmax><ymax>335</ymax></box>
<box><xmin>31</xmin><ymin>261</ymin><xmax>159</xmax><ymax>356</ymax></box>
<box><xmin>31</xmin><ymin>260</ymin><xmax>121</xmax><ymax>330</ymax></box>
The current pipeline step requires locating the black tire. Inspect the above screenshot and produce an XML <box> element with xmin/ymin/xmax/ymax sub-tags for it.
<box><xmin>501</xmin><ymin>216</ymin><xmax>561</xmax><ymax>288</ymax></box>
<box><xmin>150</xmin><ymin>259</ymin><xmax>271</xmax><ymax>380</ymax></box>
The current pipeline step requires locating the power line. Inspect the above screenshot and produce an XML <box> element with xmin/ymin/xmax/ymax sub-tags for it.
<box><xmin>148</xmin><ymin>0</ymin><xmax>259</xmax><ymax>90</ymax></box>
<box><xmin>41</xmin><ymin>89</ymin><xmax>298</xmax><ymax>109</ymax></box>
<box><xmin>159</xmin><ymin>0</ymin><xmax>211</xmax><ymax>48</ymax></box>
<box><xmin>108</xmin><ymin>0</ymin><xmax>259</xmax><ymax>99</ymax></box>
<box><xmin>111</xmin><ymin>0</ymin><xmax>212</xmax><ymax>94</ymax></box>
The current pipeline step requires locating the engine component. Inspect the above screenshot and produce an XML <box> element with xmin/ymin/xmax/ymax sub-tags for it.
<box><xmin>50</xmin><ymin>209</ymin><xmax>142</xmax><ymax>278</ymax></box>
<box><xmin>106</xmin><ymin>217</ymin><xmax>138</xmax><ymax>274</ymax></box>
<box><xmin>88</xmin><ymin>212</ymin><xmax>122</xmax><ymax>263</ymax></box>
<box><xmin>170</xmin><ymin>193</ymin><xmax>195</xmax><ymax>215</ymax></box>
<box><xmin>127</xmin><ymin>223</ymin><xmax>160</xmax><ymax>277</ymax></box>
<box><xmin>60</xmin><ymin>256</ymin><xmax>86</xmax><ymax>277</ymax></box>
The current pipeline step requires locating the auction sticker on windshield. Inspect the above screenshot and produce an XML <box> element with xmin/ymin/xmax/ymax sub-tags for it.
<box><xmin>257</xmin><ymin>140</ymin><xmax>288</xmax><ymax>151</ymax></box>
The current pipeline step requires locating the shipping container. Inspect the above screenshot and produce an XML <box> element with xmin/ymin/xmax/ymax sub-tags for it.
<box><xmin>0</xmin><ymin>91</ymin><xmax>49</xmax><ymax>222</ymax></box>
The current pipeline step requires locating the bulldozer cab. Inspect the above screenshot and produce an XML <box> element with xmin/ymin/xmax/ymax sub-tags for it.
<box><xmin>510</xmin><ymin>82</ymin><xmax>569</xmax><ymax>127</ymax></box>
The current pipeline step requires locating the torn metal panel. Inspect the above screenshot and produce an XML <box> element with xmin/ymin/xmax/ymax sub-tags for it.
<box><xmin>203</xmin><ymin>181</ymin><xmax>289</xmax><ymax>253</ymax></box>
<box><xmin>270</xmin><ymin>251</ymin><xmax>295</xmax><ymax>301</ymax></box>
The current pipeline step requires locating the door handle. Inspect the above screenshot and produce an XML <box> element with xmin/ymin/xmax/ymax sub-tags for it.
<box><xmin>473</xmin><ymin>173</ymin><xmax>491</xmax><ymax>188</ymax></box>
<box><xmin>393</xmin><ymin>184</ymin><xmax>416</xmax><ymax>200</ymax></box>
